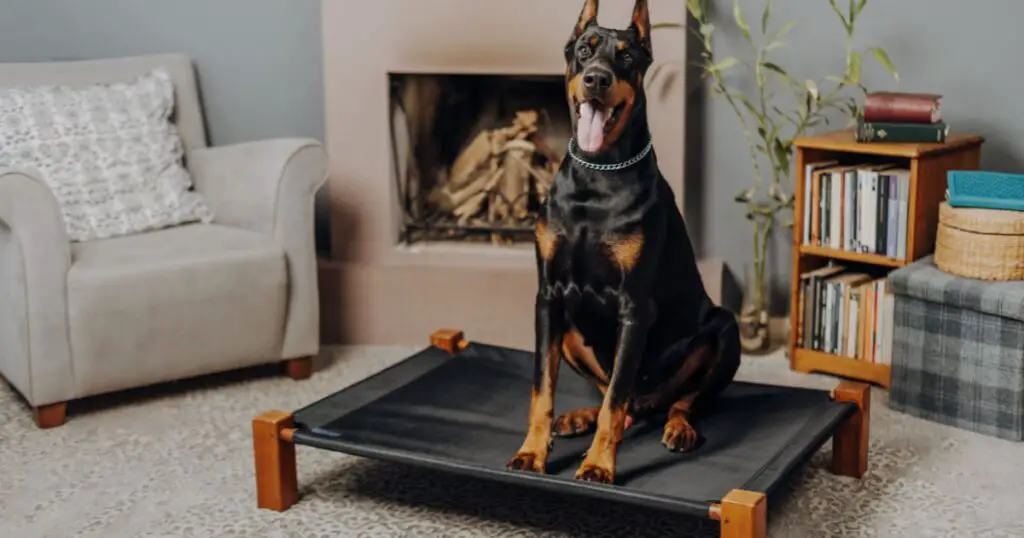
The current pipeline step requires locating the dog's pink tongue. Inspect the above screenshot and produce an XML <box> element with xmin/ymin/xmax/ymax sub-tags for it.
<box><xmin>576</xmin><ymin>101</ymin><xmax>606</xmax><ymax>153</ymax></box>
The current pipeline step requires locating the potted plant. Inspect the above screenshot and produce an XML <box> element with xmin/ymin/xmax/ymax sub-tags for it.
<box><xmin>648</xmin><ymin>0</ymin><xmax>899</xmax><ymax>353</ymax></box>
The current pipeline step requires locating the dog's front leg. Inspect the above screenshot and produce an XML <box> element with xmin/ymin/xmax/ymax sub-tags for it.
<box><xmin>575</xmin><ymin>297</ymin><xmax>651</xmax><ymax>484</ymax></box>
<box><xmin>506</xmin><ymin>292</ymin><xmax>564</xmax><ymax>473</ymax></box>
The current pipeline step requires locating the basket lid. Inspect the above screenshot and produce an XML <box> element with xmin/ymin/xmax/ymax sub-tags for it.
<box><xmin>938</xmin><ymin>202</ymin><xmax>1024</xmax><ymax>235</ymax></box>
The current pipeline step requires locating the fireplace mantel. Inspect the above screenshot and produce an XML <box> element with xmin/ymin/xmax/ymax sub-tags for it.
<box><xmin>318</xmin><ymin>0</ymin><xmax>722</xmax><ymax>348</ymax></box>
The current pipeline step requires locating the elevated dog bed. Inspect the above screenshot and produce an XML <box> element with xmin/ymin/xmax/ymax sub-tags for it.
<box><xmin>253</xmin><ymin>329</ymin><xmax>870</xmax><ymax>538</ymax></box>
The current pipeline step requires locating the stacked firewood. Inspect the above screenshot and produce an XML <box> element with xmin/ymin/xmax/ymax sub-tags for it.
<box><xmin>427</xmin><ymin>110</ymin><xmax>561</xmax><ymax>234</ymax></box>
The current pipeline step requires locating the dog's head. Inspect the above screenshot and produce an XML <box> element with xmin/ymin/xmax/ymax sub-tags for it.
<box><xmin>565</xmin><ymin>0</ymin><xmax>652</xmax><ymax>155</ymax></box>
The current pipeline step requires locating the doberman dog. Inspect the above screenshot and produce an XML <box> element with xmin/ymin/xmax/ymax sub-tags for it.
<box><xmin>505</xmin><ymin>0</ymin><xmax>742</xmax><ymax>484</ymax></box>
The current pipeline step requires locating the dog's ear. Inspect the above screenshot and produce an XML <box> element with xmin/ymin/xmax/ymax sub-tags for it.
<box><xmin>629</xmin><ymin>0</ymin><xmax>652</xmax><ymax>55</ymax></box>
<box><xmin>570</xmin><ymin>0</ymin><xmax>600</xmax><ymax>42</ymax></box>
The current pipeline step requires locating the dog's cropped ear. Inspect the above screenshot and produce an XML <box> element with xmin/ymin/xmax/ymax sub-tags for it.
<box><xmin>570</xmin><ymin>0</ymin><xmax>600</xmax><ymax>42</ymax></box>
<box><xmin>630</xmin><ymin>0</ymin><xmax>652</xmax><ymax>54</ymax></box>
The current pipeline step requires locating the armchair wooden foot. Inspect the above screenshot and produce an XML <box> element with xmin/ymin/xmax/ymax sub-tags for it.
<box><xmin>33</xmin><ymin>402</ymin><xmax>67</xmax><ymax>429</ymax></box>
<box><xmin>283</xmin><ymin>357</ymin><xmax>313</xmax><ymax>380</ymax></box>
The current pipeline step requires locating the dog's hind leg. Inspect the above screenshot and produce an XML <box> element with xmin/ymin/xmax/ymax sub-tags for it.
<box><xmin>663</xmin><ymin>311</ymin><xmax>741</xmax><ymax>453</ymax></box>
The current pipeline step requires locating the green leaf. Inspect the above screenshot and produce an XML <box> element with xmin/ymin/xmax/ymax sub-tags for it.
<box><xmin>804</xmin><ymin>79</ymin><xmax>819</xmax><ymax>102</ymax></box>
<box><xmin>773</xmin><ymin>139</ymin><xmax>790</xmax><ymax>175</ymax></box>
<box><xmin>699</xmin><ymin>23</ymin><xmax>715</xmax><ymax>39</ymax></box>
<box><xmin>761</xmin><ymin>0</ymin><xmax>772</xmax><ymax>35</ymax></box>
<box><xmin>711</xmin><ymin>56</ymin><xmax>740</xmax><ymax>72</ymax></box>
<box><xmin>854</xmin><ymin>0</ymin><xmax>868</xmax><ymax>18</ymax></box>
<box><xmin>828</xmin><ymin>0</ymin><xmax>850</xmax><ymax>32</ymax></box>
<box><xmin>733</xmin><ymin>0</ymin><xmax>751</xmax><ymax>41</ymax></box>
<box><xmin>847</xmin><ymin>51</ymin><xmax>862</xmax><ymax>84</ymax></box>
<box><xmin>761</xmin><ymin>62</ymin><xmax>790</xmax><ymax>85</ymax></box>
<box><xmin>687</xmin><ymin>0</ymin><xmax>704</xmax><ymax>20</ymax></box>
<box><xmin>869</xmin><ymin>46</ymin><xmax>899</xmax><ymax>83</ymax></box>
<box><xmin>772</xmin><ymin>21</ymin><xmax>797</xmax><ymax>42</ymax></box>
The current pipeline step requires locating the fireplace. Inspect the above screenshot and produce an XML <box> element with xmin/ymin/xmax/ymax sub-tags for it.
<box><xmin>318</xmin><ymin>0</ymin><xmax>721</xmax><ymax>348</ymax></box>
<box><xmin>390</xmin><ymin>73</ymin><xmax>569</xmax><ymax>247</ymax></box>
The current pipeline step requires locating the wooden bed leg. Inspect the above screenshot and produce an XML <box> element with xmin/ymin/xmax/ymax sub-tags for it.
<box><xmin>284</xmin><ymin>357</ymin><xmax>313</xmax><ymax>380</ymax></box>
<box><xmin>830</xmin><ymin>381</ymin><xmax>870</xmax><ymax>478</ymax></box>
<box><xmin>430</xmin><ymin>328</ymin><xmax>469</xmax><ymax>353</ymax></box>
<box><xmin>252</xmin><ymin>410</ymin><xmax>299</xmax><ymax>511</ymax></box>
<box><xmin>33</xmin><ymin>402</ymin><xmax>68</xmax><ymax>428</ymax></box>
<box><xmin>710</xmin><ymin>489</ymin><xmax>767</xmax><ymax>538</ymax></box>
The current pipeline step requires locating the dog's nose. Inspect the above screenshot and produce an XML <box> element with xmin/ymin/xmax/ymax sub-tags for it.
<box><xmin>582</xmin><ymin>70</ymin><xmax>611</xmax><ymax>93</ymax></box>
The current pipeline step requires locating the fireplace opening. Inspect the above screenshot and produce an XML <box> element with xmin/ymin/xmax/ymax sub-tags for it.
<box><xmin>389</xmin><ymin>73</ymin><xmax>571</xmax><ymax>246</ymax></box>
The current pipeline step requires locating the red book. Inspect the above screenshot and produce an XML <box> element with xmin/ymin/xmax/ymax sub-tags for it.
<box><xmin>863</xmin><ymin>92</ymin><xmax>942</xmax><ymax>124</ymax></box>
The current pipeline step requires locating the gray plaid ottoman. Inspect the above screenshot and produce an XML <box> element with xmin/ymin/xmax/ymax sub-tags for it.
<box><xmin>888</xmin><ymin>256</ymin><xmax>1024</xmax><ymax>441</ymax></box>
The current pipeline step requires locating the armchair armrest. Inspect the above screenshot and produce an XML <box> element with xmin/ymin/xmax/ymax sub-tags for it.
<box><xmin>0</xmin><ymin>169</ymin><xmax>75</xmax><ymax>406</ymax></box>
<box><xmin>187</xmin><ymin>138</ymin><xmax>329</xmax><ymax>359</ymax></box>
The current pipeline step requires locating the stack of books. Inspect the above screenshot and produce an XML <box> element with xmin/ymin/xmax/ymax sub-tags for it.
<box><xmin>854</xmin><ymin>92</ymin><xmax>947</xmax><ymax>143</ymax></box>
<box><xmin>797</xmin><ymin>265</ymin><xmax>894</xmax><ymax>364</ymax></box>
<box><xmin>801</xmin><ymin>161</ymin><xmax>911</xmax><ymax>260</ymax></box>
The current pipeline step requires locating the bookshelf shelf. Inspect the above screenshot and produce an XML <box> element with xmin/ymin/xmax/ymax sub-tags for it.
<box><xmin>798</xmin><ymin>245</ymin><xmax>906</xmax><ymax>268</ymax></box>
<box><xmin>788</xmin><ymin>128</ymin><xmax>985</xmax><ymax>389</ymax></box>
<box><xmin>791</xmin><ymin>348</ymin><xmax>892</xmax><ymax>389</ymax></box>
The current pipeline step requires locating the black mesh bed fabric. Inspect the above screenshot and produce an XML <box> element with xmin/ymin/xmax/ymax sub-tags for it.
<box><xmin>292</xmin><ymin>342</ymin><xmax>855</xmax><ymax>518</ymax></box>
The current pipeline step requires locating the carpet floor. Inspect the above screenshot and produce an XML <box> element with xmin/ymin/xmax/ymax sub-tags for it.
<box><xmin>2</xmin><ymin>345</ymin><xmax>1022</xmax><ymax>537</ymax></box>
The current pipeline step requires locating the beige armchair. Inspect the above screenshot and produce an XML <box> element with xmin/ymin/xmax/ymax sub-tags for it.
<box><xmin>0</xmin><ymin>54</ymin><xmax>328</xmax><ymax>428</ymax></box>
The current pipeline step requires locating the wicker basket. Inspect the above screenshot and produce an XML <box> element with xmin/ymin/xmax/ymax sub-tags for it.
<box><xmin>934</xmin><ymin>202</ymin><xmax>1024</xmax><ymax>280</ymax></box>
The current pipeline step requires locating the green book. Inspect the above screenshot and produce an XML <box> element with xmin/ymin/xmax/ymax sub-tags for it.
<box><xmin>855</xmin><ymin>118</ymin><xmax>948</xmax><ymax>143</ymax></box>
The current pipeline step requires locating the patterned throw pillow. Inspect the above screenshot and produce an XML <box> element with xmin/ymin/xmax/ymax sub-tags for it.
<box><xmin>0</xmin><ymin>68</ymin><xmax>214</xmax><ymax>242</ymax></box>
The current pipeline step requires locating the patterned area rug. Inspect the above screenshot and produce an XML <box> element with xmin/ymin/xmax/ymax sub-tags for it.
<box><xmin>2</xmin><ymin>345</ymin><xmax>1022</xmax><ymax>537</ymax></box>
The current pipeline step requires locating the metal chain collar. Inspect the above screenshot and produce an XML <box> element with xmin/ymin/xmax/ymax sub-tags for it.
<box><xmin>566</xmin><ymin>135</ymin><xmax>653</xmax><ymax>171</ymax></box>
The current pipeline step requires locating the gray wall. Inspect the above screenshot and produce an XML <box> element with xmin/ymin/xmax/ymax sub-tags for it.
<box><xmin>2</xmin><ymin>0</ymin><xmax>1021</xmax><ymax>313</ymax></box>
<box><xmin>691</xmin><ymin>0</ymin><xmax>1024</xmax><ymax>313</ymax></box>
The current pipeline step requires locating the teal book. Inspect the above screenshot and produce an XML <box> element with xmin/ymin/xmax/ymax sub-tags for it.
<box><xmin>855</xmin><ymin>118</ymin><xmax>948</xmax><ymax>143</ymax></box>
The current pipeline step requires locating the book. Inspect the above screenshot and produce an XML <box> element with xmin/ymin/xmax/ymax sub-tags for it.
<box><xmin>802</xmin><ymin>161</ymin><xmax>909</xmax><ymax>261</ymax></box>
<box><xmin>855</xmin><ymin>118</ymin><xmax>948</xmax><ymax>143</ymax></box>
<box><xmin>863</xmin><ymin>91</ymin><xmax>942</xmax><ymax>124</ymax></box>
<box><xmin>797</xmin><ymin>266</ymin><xmax>894</xmax><ymax>364</ymax></box>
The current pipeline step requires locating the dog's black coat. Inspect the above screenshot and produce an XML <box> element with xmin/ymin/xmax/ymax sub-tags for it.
<box><xmin>507</xmin><ymin>0</ymin><xmax>741</xmax><ymax>484</ymax></box>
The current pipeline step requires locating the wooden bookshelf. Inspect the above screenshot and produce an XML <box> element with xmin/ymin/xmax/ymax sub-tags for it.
<box><xmin>788</xmin><ymin>128</ymin><xmax>985</xmax><ymax>389</ymax></box>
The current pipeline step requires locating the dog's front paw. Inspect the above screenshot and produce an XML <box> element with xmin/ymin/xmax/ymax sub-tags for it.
<box><xmin>574</xmin><ymin>462</ymin><xmax>614</xmax><ymax>484</ymax></box>
<box><xmin>662</xmin><ymin>419</ymin><xmax>700</xmax><ymax>452</ymax></box>
<box><xmin>506</xmin><ymin>451</ymin><xmax>547</xmax><ymax>473</ymax></box>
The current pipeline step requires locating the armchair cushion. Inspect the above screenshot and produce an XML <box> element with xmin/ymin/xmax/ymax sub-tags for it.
<box><xmin>66</xmin><ymin>223</ymin><xmax>287</xmax><ymax>398</ymax></box>
<box><xmin>0</xmin><ymin>68</ymin><xmax>214</xmax><ymax>243</ymax></box>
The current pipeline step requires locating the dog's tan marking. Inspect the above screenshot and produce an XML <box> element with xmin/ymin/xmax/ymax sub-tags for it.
<box><xmin>561</xmin><ymin>329</ymin><xmax>609</xmax><ymax>385</ymax></box>
<box><xmin>604</xmin><ymin>231</ymin><xmax>644</xmax><ymax>273</ymax></box>
<box><xmin>507</xmin><ymin>341</ymin><xmax>561</xmax><ymax>472</ymax></box>
<box><xmin>616</xmin><ymin>40</ymin><xmax>627</xmax><ymax>51</ymax></box>
<box><xmin>535</xmin><ymin>220</ymin><xmax>560</xmax><ymax>261</ymax></box>
<box><xmin>631</xmin><ymin>0</ymin><xmax>651</xmax><ymax>47</ymax></box>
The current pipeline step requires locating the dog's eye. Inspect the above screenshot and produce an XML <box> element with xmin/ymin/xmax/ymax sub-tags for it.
<box><xmin>576</xmin><ymin>45</ymin><xmax>591</xmax><ymax>59</ymax></box>
<box><xmin>620</xmin><ymin>52</ymin><xmax>633</xmax><ymax>66</ymax></box>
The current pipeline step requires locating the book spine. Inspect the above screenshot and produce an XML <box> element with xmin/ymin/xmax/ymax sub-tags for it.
<box><xmin>876</xmin><ymin>174</ymin><xmax>888</xmax><ymax>255</ymax></box>
<box><xmin>856</xmin><ymin>119</ymin><xmax>948</xmax><ymax>143</ymax></box>
<box><xmin>844</xmin><ymin>170</ymin><xmax>856</xmax><ymax>251</ymax></box>
<box><xmin>897</xmin><ymin>173</ymin><xmax>910</xmax><ymax>259</ymax></box>
<box><xmin>886</xmin><ymin>175</ymin><xmax>898</xmax><ymax>258</ymax></box>
<box><xmin>802</xmin><ymin>164</ymin><xmax>813</xmax><ymax>245</ymax></box>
